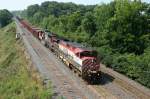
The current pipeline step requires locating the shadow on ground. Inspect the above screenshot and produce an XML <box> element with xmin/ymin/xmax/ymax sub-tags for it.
<box><xmin>87</xmin><ymin>72</ymin><xmax>115</xmax><ymax>85</ymax></box>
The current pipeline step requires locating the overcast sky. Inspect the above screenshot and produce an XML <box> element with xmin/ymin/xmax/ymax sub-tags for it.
<box><xmin>0</xmin><ymin>0</ymin><xmax>149</xmax><ymax>11</ymax></box>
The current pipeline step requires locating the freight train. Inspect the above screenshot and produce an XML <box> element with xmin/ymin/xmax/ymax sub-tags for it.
<box><xmin>17</xmin><ymin>17</ymin><xmax>101</xmax><ymax>80</ymax></box>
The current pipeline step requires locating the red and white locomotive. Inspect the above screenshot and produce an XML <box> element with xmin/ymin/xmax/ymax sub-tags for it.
<box><xmin>51</xmin><ymin>37</ymin><xmax>100</xmax><ymax>79</ymax></box>
<box><xmin>18</xmin><ymin>17</ymin><xmax>101</xmax><ymax>80</ymax></box>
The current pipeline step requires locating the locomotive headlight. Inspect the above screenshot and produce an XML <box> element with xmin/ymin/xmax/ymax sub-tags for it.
<box><xmin>92</xmin><ymin>59</ymin><xmax>96</xmax><ymax>63</ymax></box>
<box><xmin>89</xmin><ymin>70</ymin><xmax>97</xmax><ymax>73</ymax></box>
<box><xmin>92</xmin><ymin>59</ymin><xmax>95</xmax><ymax>63</ymax></box>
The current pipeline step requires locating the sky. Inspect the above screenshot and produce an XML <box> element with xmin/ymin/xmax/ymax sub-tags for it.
<box><xmin>0</xmin><ymin>0</ymin><xmax>149</xmax><ymax>11</ymax></box>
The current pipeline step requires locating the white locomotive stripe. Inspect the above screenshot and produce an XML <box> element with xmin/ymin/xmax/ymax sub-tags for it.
<box><xmin>59</xmin><ymin>44</ymin><xmax>83</xmax><ymax>66</ymax></box>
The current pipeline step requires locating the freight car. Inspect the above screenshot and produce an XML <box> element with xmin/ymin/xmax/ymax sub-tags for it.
<box><xmin>17</xmin><ymin>18</ymin><xmax>44</xmax><ymax>41</ymax></box>
<box><xmin>17</xmin><ymin>17</ymin><xmax>101</xmax><ymax>80</ymax></box>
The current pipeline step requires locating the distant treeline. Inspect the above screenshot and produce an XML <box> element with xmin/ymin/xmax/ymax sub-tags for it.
<box><xmin>16</xmin><ymin>0</ymin><xmax>150</xmax><ymax>88</ymax></box>
<box><xmin>0</xmin><ymin>9</ymin><xmax>12</xmax><ymax>27</ymax></box>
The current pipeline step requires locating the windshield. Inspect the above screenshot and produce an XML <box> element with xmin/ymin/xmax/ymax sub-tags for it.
<box><xmin>44</xmin><ymin>29</ymin><xmax>50</xmax><ymax>32</ymax></box>
<box><xmin>80</xmin><ymin>51</ymin><xmax>97</xmax><ymax>57</ymax></box>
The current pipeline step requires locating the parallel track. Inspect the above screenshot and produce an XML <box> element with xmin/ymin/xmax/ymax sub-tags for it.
<box><xmin>100</xmin><ymin>65</ymin><xmax>150</xmax><ymax>99</ymax></box>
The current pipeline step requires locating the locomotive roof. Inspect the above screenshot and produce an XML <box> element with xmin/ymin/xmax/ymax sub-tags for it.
<box><xmin>43</xmin><ymin>31</ymin><xmax>94</xmax><ymax>52</ymax></box>
<box><xmin>32</xmin><ymin>27</ymin><xmax>41</xmax><ymax>30</ymax></box>
<box><xmin>61</xmin><ymin>40</ymin><xmax>94</xmax><ymax>52</ymax></box>
<box><xmin>32</xmin><ymin>27</ymin><xmax>44</xmax><ymax>32</ymax></box>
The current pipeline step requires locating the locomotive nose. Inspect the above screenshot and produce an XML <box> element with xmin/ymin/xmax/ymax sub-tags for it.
<box><xmin>90</xmin><ymin>64</ymin><xmax>100</xmax><ymax>71</ymax></box>
<box><xmin>83</xmin><ymin>59</ymin><xmax>100</xmax><ymax>72</ymax></box>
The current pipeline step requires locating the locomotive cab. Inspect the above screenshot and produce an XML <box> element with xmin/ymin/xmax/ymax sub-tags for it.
<box><xmin>80</xmin><ymin>50</ymin><xmax>97</xmax><ymax>58</ymax></box>
<box><xmin>80</xmin><ymin>50</ymin><xmax>100</xmax><ymax>79</ymax></box>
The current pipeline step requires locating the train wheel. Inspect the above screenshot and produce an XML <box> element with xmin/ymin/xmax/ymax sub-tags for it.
<box><xmin>69</xmin><ymin>64</ymin><xmax>73</xmax><ymax>70</ymax></box>
<box><xmin>74</xmin><ymin>69</ymin><xmax>77</xmax><ymax>73</ymax></box>
<box><xmin>81</xmin><ymin>71</ymin><xmax>87</xmax><ymax>80</ymax></box>
<box><xmin>78</xmin><ymin>72</ymin><xmax>81</xmax><ymax>77</ymax></box>
<box><xmin>45</xmin><ymin>42</ymin><xmax>49</xmax><ymax>48</ymax></box>
<box><xmin>50</xmin><ymin>48</ymin><xmax>54</xmax><ymax>52</ymax></box>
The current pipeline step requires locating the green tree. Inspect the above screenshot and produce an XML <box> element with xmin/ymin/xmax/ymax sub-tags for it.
<box><xmin>32</xmin><ymin>12</ymin><xmax>44</xmax><ymax>25</ymax></box>
<box><xmin>81</xmin><ymin>12</ymin><xmax>97</xmax><ymax>36</ymax></box>
<box><xmin>67</xmin><ymin>11</ymin><xmax>82</xmax><ymax>32</ymax></box>
<box><xmin>0</xmin><ymin>9</ymin><xmax>12</xmax><ymax>27</ymax></box>
<box><xmin>106</xmin><ymin>0</ymin><xmax>149</xmax><ymax>54</ymax></box>
<box><xmin>94</xmin><ymin>2</ymin><xmax>115</xmax><ymax>32</ymax></box>
<box><xmin>41</xmin><ymin>15</ymin><xmax>59</xmax><ymax>31</ymax></box>
<box><xmin>27</xmin><ymin>4</ymin><xmax>39</xmax><ymax>20</ymax></box>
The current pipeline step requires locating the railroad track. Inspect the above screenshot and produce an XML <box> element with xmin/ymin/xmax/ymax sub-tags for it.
<box><xmin>100</xmin><ymin>64</ymin><xmax>150</xmax><ymax>99</ymax></box>
<box><xmin>16</xmin><ymin>19</ymin><xmax>150</xmax><ymax>99</ymax></box>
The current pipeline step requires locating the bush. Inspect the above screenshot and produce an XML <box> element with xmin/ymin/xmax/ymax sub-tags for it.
<box><xmin>97</xmin><ymin>46</ymin><xmax>113</xmax><ymax>67</ymax></box>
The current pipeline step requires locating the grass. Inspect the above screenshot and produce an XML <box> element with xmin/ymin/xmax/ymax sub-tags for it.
<box><xmin>0</xmin><ymin>22</ymin><xmax>52</xmax><ymax>99</ymax></box>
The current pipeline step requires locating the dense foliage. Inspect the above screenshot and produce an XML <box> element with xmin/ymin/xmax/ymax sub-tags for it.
<box><xmin>20</xmin><ymin>0</ymin><xmax>150</xmax><ymax>88</ymax></box>
<box><xmin>0</xmin><ymin>9</ymin><xmax>12</xmax><ymax>27</ymax></box>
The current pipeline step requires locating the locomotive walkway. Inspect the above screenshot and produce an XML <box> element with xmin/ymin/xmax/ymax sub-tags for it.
<box><xmin>15</xmin><ymin>18</ymin><xmax>150</xmax><ymax>99</ymax></box>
